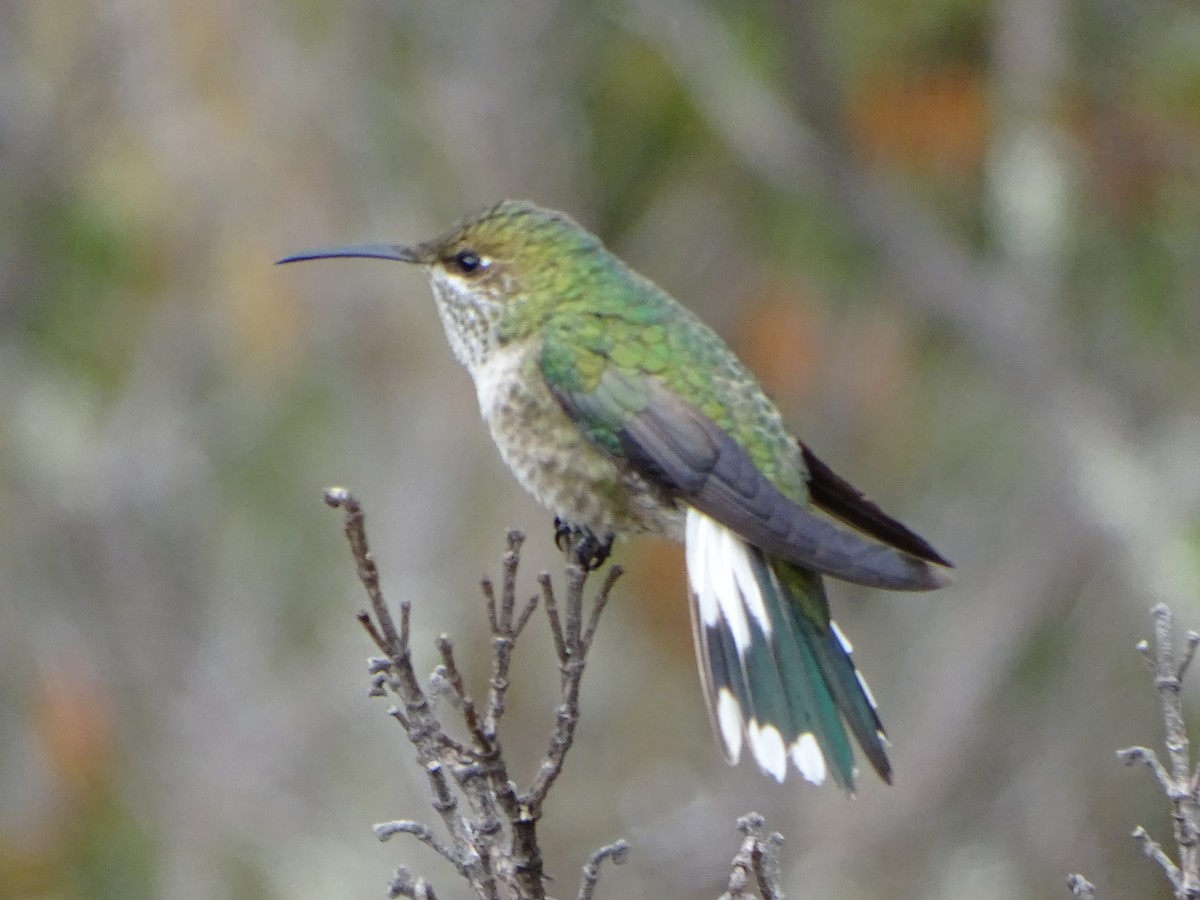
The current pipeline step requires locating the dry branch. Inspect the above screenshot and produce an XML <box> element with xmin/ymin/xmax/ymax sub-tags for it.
<box><xmin>324</xmin><ymin>487</ymin><xmax>626</xmax><ymax>900</ymax></box>
<box><xmin>719</xmin><ymin>814</ymin><xmax>785</xmax><ymax>900</ymax></box>
<box><xmin>1073</xmin><ymin>604</ymin><xmax>1200</xmax><ymax>898</ymax></box>
<box><xmin>324</xmin><ymin>488</ymin><xmax>791</xmax><ymax>899</ymax></box>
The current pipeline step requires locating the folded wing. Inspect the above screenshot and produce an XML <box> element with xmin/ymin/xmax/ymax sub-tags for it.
<box><xmin>551</xmin><ymin>368</ymin><xmax>951</xmax><ymax>591</ymax></box>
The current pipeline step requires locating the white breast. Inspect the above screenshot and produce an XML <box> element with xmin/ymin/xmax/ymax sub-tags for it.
<box><xmin>471</xmin><ymin>341</ymin><xmax>530</xmax><ymax>424</ymax></box>
<box><xmin>466</xmin><ymin>339</ymin><xmax>687</xmax><ymax>540</ymax></box>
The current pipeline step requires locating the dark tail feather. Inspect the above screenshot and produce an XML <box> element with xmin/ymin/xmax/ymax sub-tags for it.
<box><xmin>686</xmin><ymin>510</ymin><xmax>891</xmax><ymax>791</ymax></box>
<box><xmin>772</xmin><ymin>559</ymin><xmax>892</xmax><ymax>786</ymax></box>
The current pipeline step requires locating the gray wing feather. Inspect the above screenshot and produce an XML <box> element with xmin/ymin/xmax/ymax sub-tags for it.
<box><xmin>615</xmin><ymin>385</ymin><xmax>952</xmax><ymax>592</ymax></box>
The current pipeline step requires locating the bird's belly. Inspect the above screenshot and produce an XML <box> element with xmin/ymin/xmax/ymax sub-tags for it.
<box><xmin>477</xmin><ymin>353</ymin><xmax>684</xmax><ymax>540</ymax></box>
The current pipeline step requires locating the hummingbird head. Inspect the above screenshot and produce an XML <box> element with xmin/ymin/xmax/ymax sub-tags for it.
<box><xmin>278</xmin><ymin>200</ymin><xmax>605</xmax><ymax>373</ymax></box>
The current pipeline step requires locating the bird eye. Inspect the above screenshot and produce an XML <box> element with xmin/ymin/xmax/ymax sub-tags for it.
<box><xmin>450</xmin><ymin>249</ymin><xmax>489</xmax><ymax>276</ymax></box>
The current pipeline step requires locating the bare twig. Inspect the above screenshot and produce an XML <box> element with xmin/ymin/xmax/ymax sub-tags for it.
<box><xmin>719</xmin><ymin>814</ymin><xmax>785</xmax><ymax>900</ymax></box>
<box><xmin>539</xmin><ymin>571</ymin><xmax>567</xmax><ymax>664</ymax></box>
<box><xmin>1111</xmin><ymin>604</ymin><xmax>1200</xmax><ymax>899</ymax></box>
<box><xmin>577</xmin><ymin>840</ymin><xmax>630</xmax><ymax>900</ymax></box>
<box><xmin>326</xmin><ymin>490</ymin><xmax>628</xmax><ymax>900</ymax></box>
<box><xmin>435</xmin><ymin>635</ymin><xmax>483</xmax><ymax>738</ymax></box>
<box><xmin>325</xmin><ymin>487</ymin><xmax>401</xmax><ymax>652</ymax></box>
<box><xmin>374</xmin><ymin>821</ymin><xmax>460</xmax><ymax>869</ymax></box>
<box><xmin>1066</xmin><ymin>873</ymin><xmax>1096</xmax><ymax>899</ymax></box>
<box><xmin>1116</xmin><ymin>745</ymin><xmax>1171</xmax><ymax>794</ymax></box>
<box><xmin>1132</xmin><ymin>826</ymin><xmax>1183</xmax><ymax>887</ymax></box>
<box><xmin>387</xmin><ymin>866</ymin><xmax>441</xmax><ymax>900</ymax></box>
<box><xmin>523</xmin><ymin>561</ymin><xmax>624</xmax><ymax>808</ymax></box>
<box><xmin>582</xmin><ymin>566</ymin><xmax>624</xmax><ymax>653</ymax></box>
<box><xmin>513</xmin><ymin>595</ymin><xmax>540</xmax><ymax>640</ymax></box>
<box><xmin>500</xmin><ymin>531</ymin><xmax>524</xmax><ymax>630</ymax></box>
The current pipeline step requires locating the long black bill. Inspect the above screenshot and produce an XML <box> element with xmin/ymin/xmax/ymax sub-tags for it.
<box><xmin>276</xmin><ymin>244</ymin><xmax>422</xmax><ymax>265</ymax></box>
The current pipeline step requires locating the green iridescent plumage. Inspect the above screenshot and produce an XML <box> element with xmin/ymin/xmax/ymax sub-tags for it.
<box><xmin>535</xmin><ymin>285</ymin><xmax>806</xmax><ymax>500</ymax></box>
<box><xmin>279</xmin><ymin>199</ymin><xmax>952</xmax><ymax>791</ymax></box>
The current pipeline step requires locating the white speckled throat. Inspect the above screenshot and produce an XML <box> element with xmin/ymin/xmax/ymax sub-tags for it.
<box><xmin>425</xmin><ymin>270</ymin><xmax>505</xmax><ymax>375</ymax></box>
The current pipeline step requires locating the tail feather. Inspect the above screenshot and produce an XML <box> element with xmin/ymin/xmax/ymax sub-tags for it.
<box><xmin>749</xmin><ymin>551</ymin><xmax>853</xmax><ymax>788</ymax></box>
<box><xmin>809</xmin><ymin>605</ymin><xmax>891</xmax><ymax>783</ymax></box>
<box><xmin>775</xmin><ymin>561</ymin><xmax>892</xmax><ymax>785</ymax></box>
<box><xmin>685</xmin><ymin>509</ymin><xmax>890</xmax><ymax>791</ymax></box>
<box><xmin>687</xmin><ymin>512</ymin><xmax>797</xmax><ymax>781</ymax></box>
<box><xmin>692</xmin><ymin>599</ymin><xmax>747</xmax><ymax>764</ymax></box>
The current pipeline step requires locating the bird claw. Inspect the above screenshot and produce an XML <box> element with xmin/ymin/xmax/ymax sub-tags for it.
<box><xmin>553</xmin><ymin>517</ymin><xmax>614</xmax><ymax>571</ymax></box>
<box><xmin>553</xmin><ymin>517</ymin><xmax>573</xmax><ymax>553</ymax></box>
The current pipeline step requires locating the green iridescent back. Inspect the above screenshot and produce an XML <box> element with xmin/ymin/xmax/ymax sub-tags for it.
<box><xmin>442</xmin><ymin>200</ymin><xmax>810</xmax><ymax>506</ymax></box>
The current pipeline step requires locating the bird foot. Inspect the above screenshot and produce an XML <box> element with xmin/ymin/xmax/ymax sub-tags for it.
<box><xmin>553</xmin><ymin>517</ymin><xmax>614</xmax><ymax>571</ymax></box>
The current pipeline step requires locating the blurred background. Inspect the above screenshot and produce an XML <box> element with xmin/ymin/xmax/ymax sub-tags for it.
<box><xmin>2</xmin><ymin>0</ymin><xmax>1199</xmax><ymax>897</ymax></box>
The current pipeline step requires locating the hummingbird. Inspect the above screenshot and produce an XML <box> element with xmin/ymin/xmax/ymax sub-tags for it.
<box><xmin>279</xmin><ymin>200</ymin><xmax>952</xmax><ymax>792</ymax></box>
